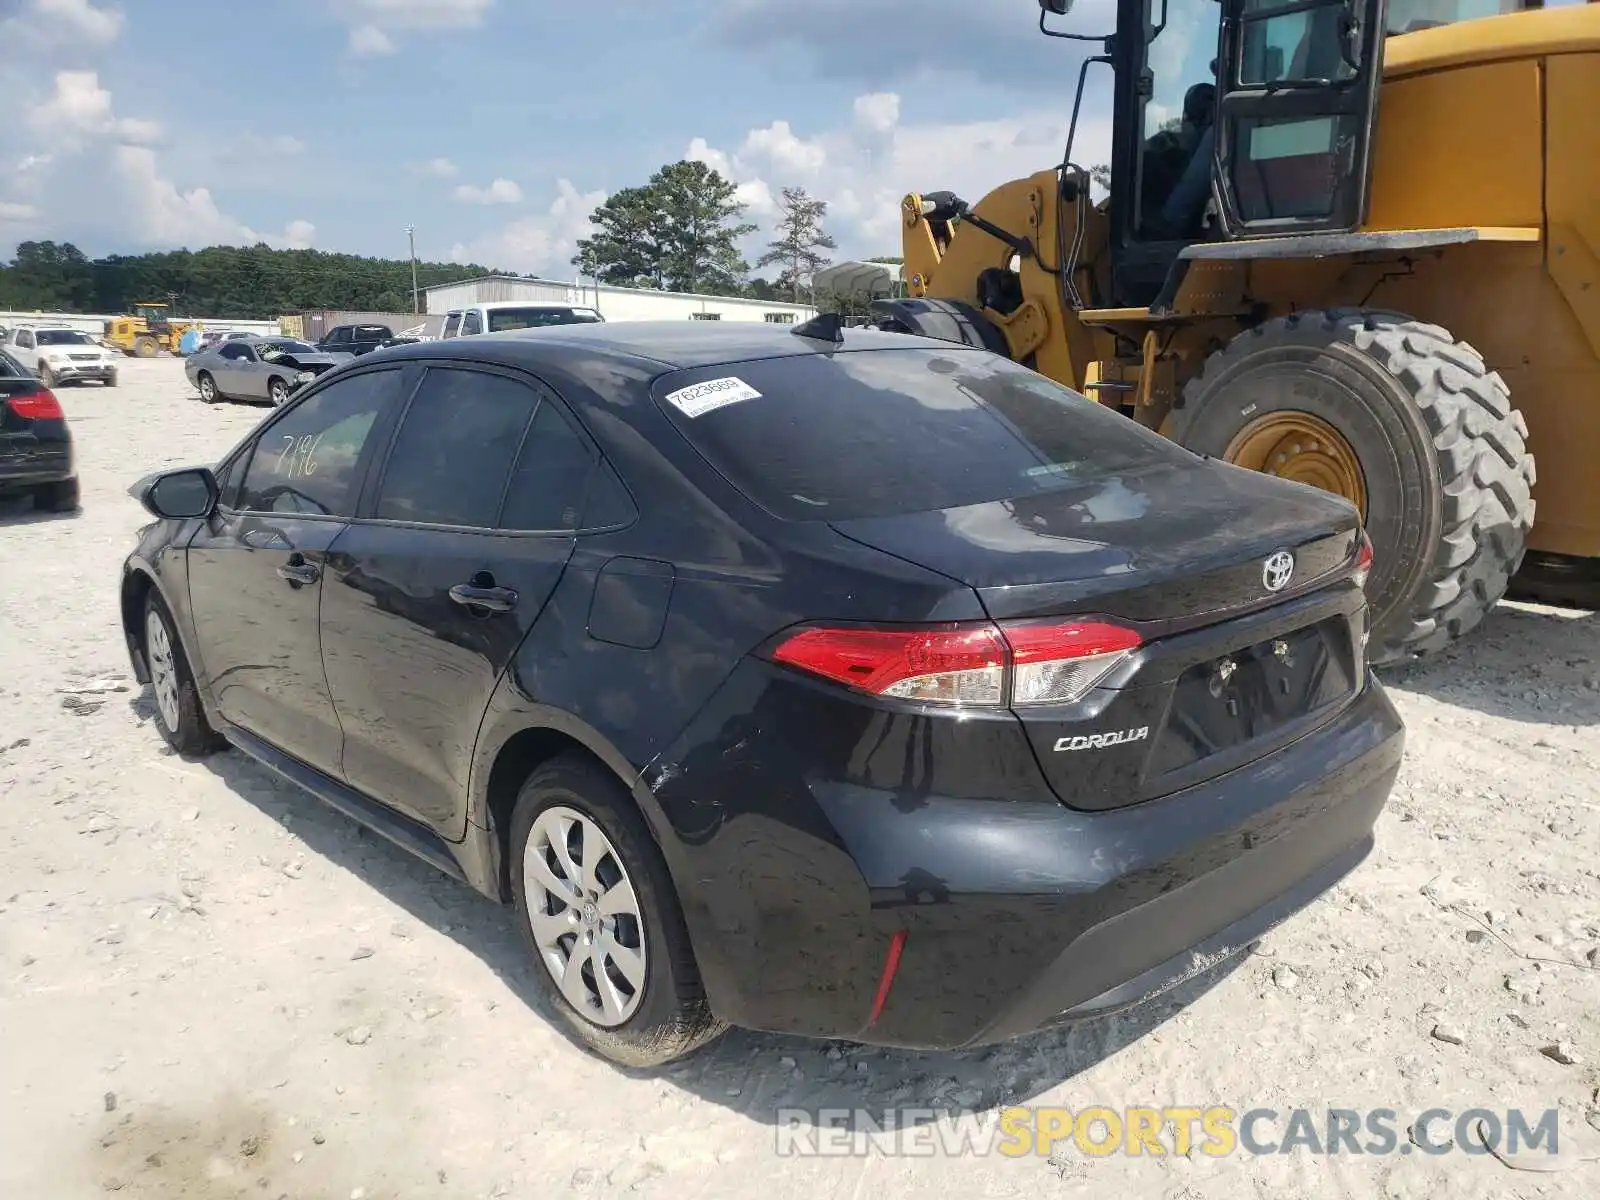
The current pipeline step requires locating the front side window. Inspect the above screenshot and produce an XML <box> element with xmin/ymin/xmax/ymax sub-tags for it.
<box><xmin>16</xmin><ymin>331</ymin><xmax>34</xmax><ymax>349</ymax></box>
<box><xmin>236</xmin><ymin>370</ymin><xmax>403</xmax><ymax>517</ymax></box>
<box><xmin>220</xmin><ymin>344</ymin><xmax>255</xmax><ymax>361</ymax></box>
<box><xmin>442</xmin><ymin>313</ymin><xmax>462</xmax><ymax>339</ymax></box>
<box><xmin>461</xmin><ymin>311</ymin><xmax>484</xmax><ymax>336</ymax></box>
<box><xmin>373</xmin><ymin>368</ymin><xmax>539</xmax><ymax>528</ymax></box>
<box><xmin>36</xmin><ymin>330</ymin><xmax>94</xmax><ymax>346</ymax></box>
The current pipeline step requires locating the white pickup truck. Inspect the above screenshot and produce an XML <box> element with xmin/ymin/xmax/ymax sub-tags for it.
<box><xmin>441</xmin><ymin>301</ymin><xmax>604</xmax><ymax>339</ymax></box>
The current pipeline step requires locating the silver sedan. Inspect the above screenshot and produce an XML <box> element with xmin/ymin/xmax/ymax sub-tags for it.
<box><xmin>183</xmin><ymin>336</ymin><xmax>353</xmax><ymax>406</ymax></box>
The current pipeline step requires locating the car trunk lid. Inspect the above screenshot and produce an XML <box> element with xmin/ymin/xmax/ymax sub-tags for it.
<box><xmin>830</xmin><ymin>458</ymin><xmax>1367</xmax><ymax>809</ymax></box>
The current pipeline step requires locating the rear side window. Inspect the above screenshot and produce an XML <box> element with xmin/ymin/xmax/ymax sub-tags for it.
<box><xmin>237</xmin><ymin>369</ymin><xmax>403</xmax><ymax>517</ymax></box>
<box><xmin>500</xmin><ymin>402</ymin><xmax>594</xmax><ymax>531</ymax></box>
<box><xmin>461</xmin><ymin>311</ymin><xmax>484</xmax><ymax>336</ymax></box>
<box><xmin>374</xmin><ymin>368</ymin><xmax>538</xmax><ymax>528</ymax></box>
<box><xmin>654</xmin><ymin>349</ymin><xmax>1194</xmax><ymax>521</ymax></box>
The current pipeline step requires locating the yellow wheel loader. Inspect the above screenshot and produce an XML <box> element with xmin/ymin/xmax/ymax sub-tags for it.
<box><xmin>104</xmin><ymin>302</ymin><xmax>193</xmax><ymax>358</ymax></box>
<box><xmin>878</xmin><ymin>0</ymin><xmax>1600</xmax><ymax>666</ymax></box>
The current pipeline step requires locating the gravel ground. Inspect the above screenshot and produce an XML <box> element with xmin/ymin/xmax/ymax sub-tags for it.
<box><xmin>2</xmin><ymin>358</ymin><xmax>1597</xmax><ymax>1199</ymax></box>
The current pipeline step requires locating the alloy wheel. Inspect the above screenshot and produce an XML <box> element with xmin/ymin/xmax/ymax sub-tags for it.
<box><xmin>145</xmin><ymin>608</ymin><xmax>180</xmax><ymax>733</ymax></box>
<box><xmin>269</xmin><ymin>380</ymin><xmax>288</xmax><ymax>406</ymax></box>
<box><xmin>523</xmin><ymin>805</ymin><xmax>647</xmax><ymax>1027</ymax></box>
<box><xmin>199</xmin><ymin>375</ymin><xmax>215</xmax><ymax>402</ymax></box>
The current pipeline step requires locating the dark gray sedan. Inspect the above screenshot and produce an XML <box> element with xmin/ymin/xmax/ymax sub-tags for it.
<box><xmin>184</xmin><ymin>336</ymin><xmax>352</xmax><ymax>406</ymax></box>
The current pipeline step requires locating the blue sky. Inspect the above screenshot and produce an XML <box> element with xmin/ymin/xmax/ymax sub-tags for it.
<box><xmin>8</xmin><ymin>0</ymin><xmax>1567</xmax><ymax>278</ymax></box>
<box><xmin>0</xmin><ymin>0</ymin><xmax>1122</xmax><ymax>276</ymax></box>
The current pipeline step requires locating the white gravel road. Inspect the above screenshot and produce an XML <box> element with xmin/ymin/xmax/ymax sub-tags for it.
<box><xmin>2</xmin><ymin>358</ymin><xmax>1597</xmax><ymax>1199</ymax></box>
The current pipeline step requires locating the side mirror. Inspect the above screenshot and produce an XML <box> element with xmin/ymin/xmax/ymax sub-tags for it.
<box><xmin>1039</xmin><ymin>0</ymin><xmax>1074</xmax><ymax>13</ymax></box>
<box><xmin>140</xmin><ymin>467</ymin><xmax>219</xmax><ymax>520</ymax></box>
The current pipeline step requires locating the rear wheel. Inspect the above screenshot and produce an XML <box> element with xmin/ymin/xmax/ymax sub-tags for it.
<box><xmin>1173</xmin><ymin>309</ymin><xmax>1535</xmax><ymax>667</ymax></box>
<box><xmin>134</xmin><ymin>336</ymin><xmax>159</xmax><ymax>359</ymax></box>
<box><xmin>509</xmin><ymin>756</ymin><xmax>725</xmax><ymax>1066</ymax></box>
<box><xmin>196</xmin><ymin>371</ymin><xmax>218</xmax><ymax>403</ymax></box>
<box><xmin>34</xmin><ymin>478</ymin><xmax>78</xmax><ymax>512</ymax></box>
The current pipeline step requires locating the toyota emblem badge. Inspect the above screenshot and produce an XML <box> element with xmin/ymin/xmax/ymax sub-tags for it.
<box><xmin>1262</xmin><ymin>550</ymin><xmax>1296</xmax><ymax>593</ymax></box>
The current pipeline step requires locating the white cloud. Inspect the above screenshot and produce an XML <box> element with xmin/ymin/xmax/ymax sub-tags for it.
<box><xmin>740</xmin><ymin>120</ymin><xmax>826</xmax><ymax>177</ymax></box>
<box><xmin>35</xmin><ymin>0</ymin><xmax>123</xmax><ymax>43</ymax></box>
<box><xmin>26</xmin><ymin>70</ymin><xmax>162</xmax><ymax>147</ymax></box>
<box><xmin>339</xmin><ymin>0</ymin><xmax>492</xmax><ymax>53</ymax></box>
<box><xmin>347</xmin><ymin>0</ymin><xmax>493</xmax><ymax>26</ymax></box>
<box><xmin>18</xmin><ymin>154</ymin><xmax>54</xmax><ymax>173</ymax></box>
<box><xmin>0</xmin><ymin>202</ymin><xmax>38</xmax><ymax>221</ymax></box>
<box><xmin>242</xmin><ymin>133</ymin><xmax>306</xmax><ymax>157</ymax></box>
<box><xmin>450</xmin><ymin>178</ymin><xmax>604</xmax><ymax>274</ymax></box>
<box><xmin>348</xmin><ymin>23</ymin><xmax>395</xmax><ymax>56</ymax></box>
<box><xmin>414</xmin><ymin>156</ymin><xmax>459</xmax><ymax>179</ymax></box>
<box><xmin>453</xmin><ymin>178</ymin><xmax>523</xmax><ymax>205</ymax></box>
<box><xmin>113</xmin><ymin>146</ymin><xmax>315</xmax><ymax>250</ymax></box>
<box><xmin>687</xmin><ymin>91</ymin><xmax>1112</xmax><ymax>259</ymax></box>
<box><xmin>283</xmin><ymin>219</ymin><xmax>317</xmax><ymax>250</ymax></box>
<box><xmin>853</xmin><ymin>92</ymin><xmax>899</xmax><ymax>135</ymax></box>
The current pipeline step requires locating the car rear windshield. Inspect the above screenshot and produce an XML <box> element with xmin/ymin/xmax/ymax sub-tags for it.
<box><xmin>37</xmin><ymin>330</ymin><xmax>94</xmax><ymax>345</ymax></box>
<box><xmin>653</xmin><ymin>347</ymin><xmax>1195</xmax><ymax>521</ymax></box>
<box><xmin>488</xmin><ymin>307</ymin><xmax>602</xmax><ymax>332</ymax></box>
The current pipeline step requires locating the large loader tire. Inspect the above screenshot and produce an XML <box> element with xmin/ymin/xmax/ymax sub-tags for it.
<box><xmin>134</xmin><ymin>336</ymin><xmax>159</xmax><ymax>359</ymax></box>
<box><xmin>1171</xmin><ymin>309</ymin><xmax>1535</xmax><ymax>667</ymax></box>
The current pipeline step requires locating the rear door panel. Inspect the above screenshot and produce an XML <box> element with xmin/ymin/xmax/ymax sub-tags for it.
<box><xmin>320</xmin><ymin>528</ymin><xmax>574</xmax><ymax>833</ymax></box>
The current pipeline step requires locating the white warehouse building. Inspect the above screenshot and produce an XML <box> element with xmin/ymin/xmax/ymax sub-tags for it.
<box><xmin>423</xmin><ymin>274</ymin><xmax>816</xmax><ymax>324</ymax></box>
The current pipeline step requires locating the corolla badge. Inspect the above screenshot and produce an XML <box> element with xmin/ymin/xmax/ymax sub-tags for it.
<box><xmin>1262</xmin><ymin>550</ymin><xmax>1296</xmax><ymax>593</ymax></box>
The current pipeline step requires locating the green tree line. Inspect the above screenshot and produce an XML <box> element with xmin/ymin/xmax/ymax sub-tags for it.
<box><xmin>0</xmin><ymin>240</ymin><xmax>506</xmax><ymax>319</ymax></box>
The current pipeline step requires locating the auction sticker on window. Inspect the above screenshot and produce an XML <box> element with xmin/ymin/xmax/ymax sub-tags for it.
<box><xmin>664</xmin><ymin>376</ymin><xmax>761</xmax><ymax>418</ymax></box>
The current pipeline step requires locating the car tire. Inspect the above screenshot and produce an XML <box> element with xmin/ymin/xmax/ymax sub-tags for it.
<box><xmin>267</xmin><ymin>377</ymin><xmax>289</xmax><ymax>407</ymax></box>
<box><xmin>39</xmin><ymin>364</ymin><xmax>54</xmax><ymax>388</ymax></box>
<box><xmin>34</xmin><ymin>478</ymin><xmax>78</xmax><ymax>512</ymax></box>
<box><xmin>143</xmin><ymin>593</ymin><xmax>226</xmax><ymax>757</ymax></box>
<box><xmin>104</xmin><ymin>373</ymin><xmax>118</xmax><ymax>387</ymax></box>
<box><xmin>196</xmin><ymin>371</ymin><xmax>219</xmax><ymax>403</ymax></box>
<box><xmin>1172</xmin><ymin>309</ymin><xmax>1535</xmax><ymax>667</ymax></box>
<box><xmin>509</xmin><ymin>755</ymin><xmax>726</xmax><ymax>1067</ymax></box>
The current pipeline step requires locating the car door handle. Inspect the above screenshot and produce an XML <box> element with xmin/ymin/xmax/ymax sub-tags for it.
<box><xmin>276</xmin><ymin>556</ymin><xmax>320</xmax><ymax>586</ymax></box>
<box><xmin>449</xmin><ymin>583</ymin><xmax>518</xmax><ymax>613</ymax></box>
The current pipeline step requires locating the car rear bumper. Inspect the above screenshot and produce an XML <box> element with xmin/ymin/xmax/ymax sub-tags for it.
<box><xmin>646</xmin><ymin>666</ymin><xmax>1403</xmax><ymax>1050</ymax></box>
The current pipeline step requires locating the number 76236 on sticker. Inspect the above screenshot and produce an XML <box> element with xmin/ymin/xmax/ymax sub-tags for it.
<box><xmin>662</xmin><ymin>376</ymin><xmax>762</xmax><ymax>419</ymax></box>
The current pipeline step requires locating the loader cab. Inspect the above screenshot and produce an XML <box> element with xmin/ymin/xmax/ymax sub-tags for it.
<box><xmin>1077</xmin><ymin>0</ymin><xmax>1389</xmax><ymax>306</ymax></box>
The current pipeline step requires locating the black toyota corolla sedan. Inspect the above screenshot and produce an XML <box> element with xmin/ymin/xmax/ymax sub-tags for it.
<box><xmin>120</xmin><ymin>321</ymin><xmax>1402</xmax><ymax>1066</ymax></box>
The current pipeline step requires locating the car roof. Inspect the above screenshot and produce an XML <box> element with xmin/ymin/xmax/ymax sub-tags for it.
<box><xmin>373</xmin><ymin>319</ymin><xmax>960</xmax><ymax>374</ymax></box>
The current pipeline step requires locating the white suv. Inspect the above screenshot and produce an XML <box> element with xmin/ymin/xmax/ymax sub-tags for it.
<box><xmin>8</xmin><ymin>326</ymin><xmax>118</xmax><ymax>387</ymax></box>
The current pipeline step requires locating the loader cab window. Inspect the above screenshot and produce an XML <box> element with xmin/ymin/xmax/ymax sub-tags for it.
<box><xmin>1385</xmin><ymin>0</ymin><xmax>1522</xmax><ymax>34</ymax></box>
<box><xmin>1137</xmin><ymin>0</ymin><xmax>1223</xmax><ymax>241</ymax></box>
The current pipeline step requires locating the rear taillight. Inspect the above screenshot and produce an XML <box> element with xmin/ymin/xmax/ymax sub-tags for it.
<box><xmin>769</xmin><ymin>618</ymin><xmax>1141</xmax><ymax>708</ymax></box>
<box><xmin>1000</xmin><ymin>619</ymin><xmax>1143</xmax><ymax>705</ymax></box>
<box><xmin>770</xmin><ymin>624</ymin><xmax>1008</xmax><ymax>704</ymax></box>
<box><xmin>6</xmin><ymin>388</ymin><xmax>63</xmax><ymax>420</ymax></box>
<box><xmin>1353</xmin><ymin>530</ymin><xmax>1374</xmax><ymax>591</ymax></box>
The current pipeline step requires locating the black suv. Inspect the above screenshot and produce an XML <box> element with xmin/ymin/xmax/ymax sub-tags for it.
<box><xmin>121</xmin><ymin>323</ymin><xmax>1402</xmax><ymax>1066</ymax></box>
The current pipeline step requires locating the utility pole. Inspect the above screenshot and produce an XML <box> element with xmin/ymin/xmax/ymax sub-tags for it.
<box><xmin>405</xmin><ymin>225</ymin><xmax>419</xmax><ymax>314</ymax></box>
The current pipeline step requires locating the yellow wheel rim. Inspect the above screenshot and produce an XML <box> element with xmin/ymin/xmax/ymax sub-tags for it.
<box><xmin>1224</xmin><ymin>411</ymin><xmax>1369</xmax><ymax>519</ymax></box>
